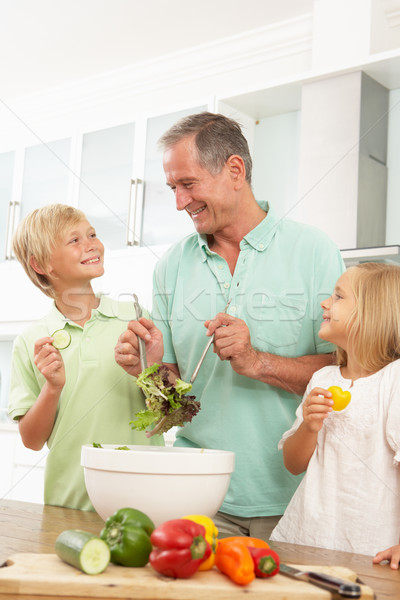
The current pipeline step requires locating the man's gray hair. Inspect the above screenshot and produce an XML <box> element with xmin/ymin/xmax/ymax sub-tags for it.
<box><xmin>158</xmin><ymin>112</ymin><xmax>252</xmax><ymax>185</ymax></box>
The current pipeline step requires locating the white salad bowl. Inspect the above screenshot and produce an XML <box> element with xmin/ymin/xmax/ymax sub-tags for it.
<box><xmin>81</xmin><ymin>444</ymin><xmax>235</xmax><ymax>526</ymax></box>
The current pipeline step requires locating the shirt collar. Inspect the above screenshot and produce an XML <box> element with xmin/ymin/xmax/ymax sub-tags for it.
<box><xmin>45</xmin><ymin>294</ymin><xmax>116</xmax><ymax>332</ymax></box>
<box><xmin>242</xmin><ymin>202</ymin><xmax>279</xmax><ymax>252</ymax></box>
<box><xmin>197</xmin><ymin>201</ymin><xmax>278</xmax><ymax>258</ymax></box>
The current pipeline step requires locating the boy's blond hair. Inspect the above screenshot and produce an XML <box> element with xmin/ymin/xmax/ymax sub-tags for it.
<box><xmin>12</xmin><ymin>204</ymin><xmax>87</xmax><ymax>299</ymax></box>
<box><xmin>336</xmin><ymin>262</ymin><xmax>400</xmax><ymax>372</ymax></box>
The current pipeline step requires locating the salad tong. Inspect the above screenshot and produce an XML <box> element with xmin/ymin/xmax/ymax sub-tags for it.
<box><xmin>132</xmin><ymin>294</ymin><xmax>147</xmax><ymax>372</ymax></box>
<box><xmin>189</xmin><ymin>299</ymin><xmax>231</xmax><ymax>384</ymax></box>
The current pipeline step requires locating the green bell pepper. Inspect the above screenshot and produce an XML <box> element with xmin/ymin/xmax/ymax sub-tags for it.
<box><xmin>100</xmin><ymin>507</ymin><xmax>155</xmax><ymax>567</ymax></box>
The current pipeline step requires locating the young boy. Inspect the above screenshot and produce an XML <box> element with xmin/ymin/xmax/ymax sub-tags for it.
<box><xmin>8</xmin><ymin>204</ymin><xmax>162</xmax><ymax>510</ymax></box>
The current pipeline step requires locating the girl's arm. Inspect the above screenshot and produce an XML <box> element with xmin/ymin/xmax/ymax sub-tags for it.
<box><xmin>18</xmin><ymin>337</ymin><xmax>65</xmax><ymax>451</ymax></box>
<box><xmin>282</xmin><ymin>386</ymin><xmax>333</xmax><ymax>475</ymax></box>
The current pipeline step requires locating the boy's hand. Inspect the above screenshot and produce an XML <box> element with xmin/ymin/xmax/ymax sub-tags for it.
<box><xmin>34</xmin><ymin>337</ymin><xmax>66</xmax><ymax>390</ymax></box>
<box><xmin>302</xmin><ymin>387</ymin><xmax>333</xmax><ymax>433</ymax></box>
<box><xmin>373</xmin><ymin>544</ymin><xmax>400</xmax><ymax>569</ymax></box>
<box><xmin>115</xmin><ymin>317</ymin><xmax>164</xmax><ymax>377</ymax></box>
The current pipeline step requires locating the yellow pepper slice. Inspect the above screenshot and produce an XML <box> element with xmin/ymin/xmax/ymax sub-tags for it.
<box><xmin>182</xmin><ymin>514</ymin><xmax>218</xmax><ymax>570</ymax></box>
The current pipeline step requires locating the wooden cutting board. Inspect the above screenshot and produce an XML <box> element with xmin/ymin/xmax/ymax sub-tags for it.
<box><xmin>0</xmin><ymin>553</ymin><xmax>374</xmax><ymax>599</ymax></box>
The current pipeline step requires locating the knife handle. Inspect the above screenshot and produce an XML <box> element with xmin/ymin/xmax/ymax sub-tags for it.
<box><xmin>308</xmin><ymin>571</ymin><xmax>361</xmax><ymax>598</ymax></box>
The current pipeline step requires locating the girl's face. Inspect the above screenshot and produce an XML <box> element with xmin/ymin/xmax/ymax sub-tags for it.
<box><xmin>319</xmin><ymin>269</ymin><xmax>356</xmax><ymax>350</ymax></box>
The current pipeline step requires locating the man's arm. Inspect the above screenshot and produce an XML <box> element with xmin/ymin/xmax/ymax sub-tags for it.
<box><xmin>206</xmin><ymin>313</ymin><xmax>334</xmax><ymax>396</ymax></box>
<box><xmin>250</xmin><ymin>352</ymin><xmax>334</xmax><ymax>396</ymax></box>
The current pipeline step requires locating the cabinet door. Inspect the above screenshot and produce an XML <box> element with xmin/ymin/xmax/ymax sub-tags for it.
<box><xmin>140</xmin><ymin>105</ymin><xmax>207</xmax><ymax>246</ymax></box>
<box><xmin>79</xmin><ymin>123</ymin><xmax>135</xmax><ymax>250</ymax></box>
<box><xmin>20</xmin><ymin>138</ymin><xmax>71</xmax><ymax>219</ymax></box>
<box><xmin>0</xmin><ymin>151</ymin><xmax>15</xmax><ymax>261</ymax></box>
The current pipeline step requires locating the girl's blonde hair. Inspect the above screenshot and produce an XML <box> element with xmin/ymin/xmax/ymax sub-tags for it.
<box><xmin>336</xmin><ymin>262</ymin><xmax>400</xmax><ymax>372</ymax></box>
<box><xmin>12</xmin><ymin>204</ymin><xmax>87</xmax><ymax>299</ymax></box>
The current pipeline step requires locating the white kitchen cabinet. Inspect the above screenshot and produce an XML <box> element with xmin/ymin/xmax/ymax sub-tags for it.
<box><xmin>78</xmin><ymin>104</ymin><xmax>207</xmax><ymax>251</ymax></box>
<box><xmin>1</xmin><ymin>138</ymin><xmax>72</xmax><ymax>263</ymax></box>
<box><xmin>0</xmin><ymin>101</ymin><xmax>211</xmax><ymax>269</ymax></box>
<box><xmin>140</xmin><ymin>104</ymin><xmax>206</xmax><ymax>246</ymax></box>
<box><xmin>218</xmin><ymin>74</ymin><xmax>400</xmax><ymax>251</ymax></box>
<box><xmin>79</xmin><ymin>122</ymin><xmax>136</xmax><ymax>249</ymax></box>
<box><xmin>20</xmin><ymin>138</ymin><xmax>72</xmax><ymax>220</ymax></box>
<box><xmin>0</xmin><ymin>151</ymin><xmax>15</xmax><ymax>262</ymax></box>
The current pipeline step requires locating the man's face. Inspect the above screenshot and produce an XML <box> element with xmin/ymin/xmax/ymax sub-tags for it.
<box><xmin>163</xmin><ymin>135</ymin><xmax>238</xmax><ymax>236</ymax></box>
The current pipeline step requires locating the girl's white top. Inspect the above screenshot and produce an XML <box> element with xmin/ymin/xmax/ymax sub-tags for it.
<box><xmin>270</xmin><ymin>361</ymin><xmax>400</xmax><ymax>556</ymax></box>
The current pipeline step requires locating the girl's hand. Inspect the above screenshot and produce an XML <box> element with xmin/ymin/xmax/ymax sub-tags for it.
<box><xmin>34</xmin><ymin>337</ymin><xmax>66</xmax><ymax>390</ymax></box>
<box><xmin>302</xmin><ymin>387</ymin><xmax>333</xmax><ymax>433</ymax></box>
<box><xmin>373</xmin><ymin>545</ymin><xmax>400</xmax><ymax>570</ymax></box>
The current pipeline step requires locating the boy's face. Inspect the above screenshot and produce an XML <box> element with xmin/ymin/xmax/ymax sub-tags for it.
<box><xmin>46</xmin><ymin>219</ymin><xmax>104</xmax><ymax>289</ymax></box>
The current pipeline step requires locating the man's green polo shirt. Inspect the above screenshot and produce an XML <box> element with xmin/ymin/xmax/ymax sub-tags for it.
<box><xmin>9</xmin><ymin>295</ymin><xmax>162</xmax><ymax>510</ymax></box>
<box><xmin>152</xmin><ymin>203</ymin><xmax>345</xmax><ymax>517</ymax></box>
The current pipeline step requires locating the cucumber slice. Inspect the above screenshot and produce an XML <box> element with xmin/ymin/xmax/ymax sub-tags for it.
<box><xmin>52</xmin><ymin>329</ymin><xmax>71</xmax><ymax>350</ymax></box>
<box><xmin>55</xmin><ymin>529</ymin><xmax>110</xmax><ymax>574</ymax></box>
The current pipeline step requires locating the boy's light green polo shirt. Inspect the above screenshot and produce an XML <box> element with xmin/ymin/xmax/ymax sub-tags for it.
<box><xmin>152</xmin><ymin>203</ymin><xmax>345</xmax><ymax>517</ymax></box>
<box><xmin>8</xmin><ymin>295</ymin><xmax>163</xmax><ymax>511</ymax></box>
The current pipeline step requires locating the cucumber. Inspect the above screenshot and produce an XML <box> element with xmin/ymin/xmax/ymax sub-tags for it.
<box><xmin>51</xmin><ymin>329</ymin><xmax>71</xmax><ymax>350</ymax></box>
<box><xmin>55</xmin><ymin>529</ymin><xmax>110</xmax><ymax>574</ymax></box>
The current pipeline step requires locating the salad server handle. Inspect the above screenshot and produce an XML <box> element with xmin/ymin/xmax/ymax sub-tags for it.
<box><xmin>189</xmin><ymin>299</ymin><xmax>231</xmax><ymax>385</ymax></box>
<box><xmin>132</xmin><ymin>293</ymin><xmax>147</xmax><ymax>372</ymax></box>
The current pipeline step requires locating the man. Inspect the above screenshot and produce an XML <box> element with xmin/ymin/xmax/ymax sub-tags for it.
<box><xmin>115</xmin><ymin>112</ymin><xmax>345</xmax><ymax>539</ymax></box>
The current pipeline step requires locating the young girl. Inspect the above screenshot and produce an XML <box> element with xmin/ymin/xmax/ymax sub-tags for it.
<box><xmin>270</xmin><ymin>263</ymin><xmax>400</xmax><ymax>559</ymax></box>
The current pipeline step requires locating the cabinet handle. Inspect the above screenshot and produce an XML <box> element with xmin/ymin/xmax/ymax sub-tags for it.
<box><xmin>5</xmin><ymin>201</ymin><xmax>19</xmax><ymax>260</ymax></box>
<box><xmin>127</xmin><ymin>178</ymin><xmax>142</xmax><ymax>246</ymax></box>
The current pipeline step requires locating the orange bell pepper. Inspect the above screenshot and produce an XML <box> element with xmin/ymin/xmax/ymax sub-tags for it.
<box><xmin>215</xmin><ymin>538</ymin><xmax>255</xmax><ymax>585</ymax></box>
<box><xmin>182</xmin><ymin>515</ymin><xmax>218</xmax><ymax>570</ymax></box>
<box><xmin>219</xmin><ymin>536</ymin><xmax>270</xmax><ymax>549</ymax></box>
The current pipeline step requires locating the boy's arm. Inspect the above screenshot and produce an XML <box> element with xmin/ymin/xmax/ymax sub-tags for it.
<box><xmin>18</xmin><ymin>381</ymin><xmax>63</xmax><ymax>450</ymax></box>
<box><xmin>18</xmin><ymin>337</ymin><xmax>65</xmax><ymax>451</ymax></box>
<box><xmin>282</xmin><ymin>386</ymin><xmax>333</xmax><ymax>475</ymax></box>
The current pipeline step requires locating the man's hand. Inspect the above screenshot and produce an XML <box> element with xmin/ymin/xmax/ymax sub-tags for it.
<box><xmin>115</xmin><ymin>317</ymin><xmax>164</xmax><ymax>377</ymax></box>
<box><xmin>34</xmin><ymin>337</ymin><xmax>65</xmax><ymax>390</ymax></box>
<box><xmin>204</xmin><ymin>313</ymin><xmax>260</xmax><ymax>378</ymax></box>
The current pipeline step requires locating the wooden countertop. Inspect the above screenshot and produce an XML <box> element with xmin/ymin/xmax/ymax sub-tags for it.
<box><xmin>0</xmin><ymin>499</ymin><xmax>398</xmax><ymax>599</ymax></box>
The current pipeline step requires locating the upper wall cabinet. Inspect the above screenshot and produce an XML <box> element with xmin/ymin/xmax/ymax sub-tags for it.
<box><xmin>140</xmin><ymin>105</ymin><xmax>207</xmax><ymax>246</ymax></box>
<box><xmin>79</xmin><ymin>122</ymin><xmax>136</xmax><ymax>250</ymax></box>
<box><xmin>0</xmin><ymin>151</ymin><xmax>15</xmax><ymax>261</ymax></box>
<box><xmin>20</xmin><ymin>139</ymin><xmax>71</xmax><ymax>219</ymax></box>
<box><xmin>1</xmin><ymin>139</ymin><xmax>72</xmax><ymax>262</ymax></box>
<box><xmin>78</xmin><ymin>104</ymin><xmax>207</xmax><ymax>250</ymax></box>
<box><xmin>0</xmin><ymin>103</ymin><xmax>209</xmax><ymax>261</ymax></box>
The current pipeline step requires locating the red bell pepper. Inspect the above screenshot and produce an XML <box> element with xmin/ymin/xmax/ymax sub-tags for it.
<box><xmin>149</xmin><ymin>519</ymin><xmax>211</xmax><ymax>578</ymax></box>
<box><xmin>248</xmin><ymin>546</ymin><xmax>280</xmax><ymax>578</ymax></box>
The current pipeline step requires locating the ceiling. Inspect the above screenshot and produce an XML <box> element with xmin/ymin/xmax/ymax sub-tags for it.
<box><xmin>1</xmin><ymin>0</ymin><xmax>313</xmax><ymax>99</ymax></box>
